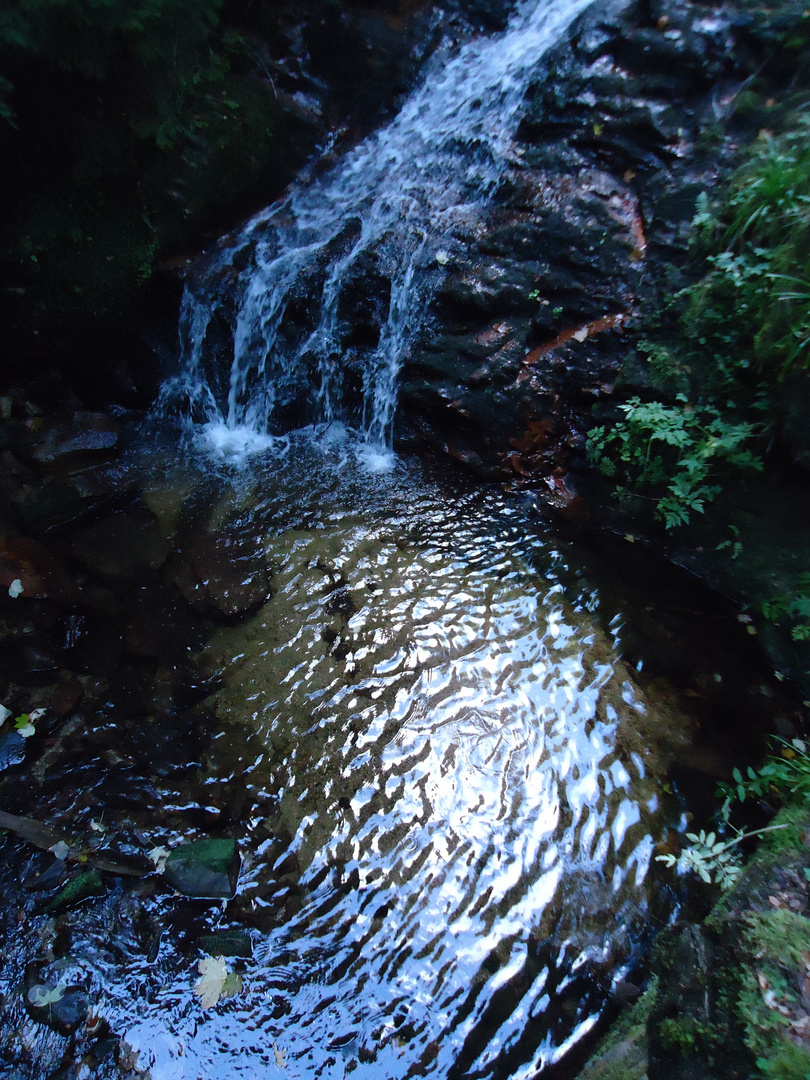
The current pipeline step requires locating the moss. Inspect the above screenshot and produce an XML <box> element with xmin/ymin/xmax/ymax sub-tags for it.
<box><xmin>575</xmin><ymin>983</ymin><xmax>654</xmax><ymax>1080</ymax></box>
<box><xmin>756</xmin><ymin>804</ymin><xmax>810</xmax><ymax>858</ymax></box>
<box><xmin>737</xmin><ymin>908</ymin><xmax>810</xmax><ymax>1079</ymax></box>
<box><xmin>659</xmin><ymin>1015</ymin><xmax>721</xmax><ymax>1054</ymax></box>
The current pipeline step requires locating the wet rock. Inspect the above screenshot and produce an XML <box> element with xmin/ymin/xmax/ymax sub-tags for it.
<box><xmin>0</xmin><ymin>730</ymin><xmax>26</xmax><ymax>771</ymax></box>
<box><xmin>70</xmin><ymin>504</ymin><xmax>170</xmax><ymax>581</ymax></box>
<box><xmin>41</xmin><ymin>868</ymin><xmax>107</xmax><ymax>914</ymax></box>
<box><xmin>48</xmin><ymin>677</ymin><xmax>84</xmax><ymax>719</ymax></box>
<box><xmin>25</xmin><ymin>982</ymin><xmax>90</xmax><ymax>1036</ymax></box>
<box><xmin>0</xmin><ymin>535</ymin><xmax>78</xmax><ymax>605</ymax></box>
<box><xmin>59</xmin><ymin>611</ymin><xmax>123</xmax><ymax>675</ymax></box>
<box><xmin>199</xmin><ymin>929</ymin><xmax>253</xmax><ymax>958</ymax></box>
<box><xmin>164</xmin><ymin>838</ymin><xmax>240</xmax><ymax>899</ymax></box>
<box><xmin>20</xmin><ymin>853</ymin><xmax>68</xmax><ymax>893</ymax></box>
<box><xmin>394</xmin><ymin>0</ymin><xmax>769</xmax><ymax>480</ymax></box>
<box><xmin>28</xmin><ymin>413</ymin><xmax>120</xmax><ymax>474</ymax></box>
<box><xmin>17</xmin><ymin>644</ymin><xmax>60</xmax><ymax>685</ymax></box>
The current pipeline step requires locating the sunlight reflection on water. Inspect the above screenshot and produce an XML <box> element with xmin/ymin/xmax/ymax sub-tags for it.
<box><xmin>115</xmin><ymin>441</ymin><xmax>681</xmax><ymax>1080</ymax></box>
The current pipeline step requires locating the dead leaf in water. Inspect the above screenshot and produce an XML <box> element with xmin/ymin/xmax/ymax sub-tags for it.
<box><xmin>195</xmin><ymin>955</ymin><xmax>242</xmax><ymax>1009</ymax></box>
<box><xmin>27</xmin><ymin>982</ymin><xmax>66</xmax><ymax>1007</ymax></box>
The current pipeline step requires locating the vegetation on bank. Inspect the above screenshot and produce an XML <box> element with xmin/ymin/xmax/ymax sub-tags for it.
<box><xmin>587</xmin><ymin>77</ymin><xmax>810</xmax><ymax>658</ymax></box>
<box><xmin>588</xmin><ymin>111</ymin><xmax>810</xmax><ymax>523</ymax></box>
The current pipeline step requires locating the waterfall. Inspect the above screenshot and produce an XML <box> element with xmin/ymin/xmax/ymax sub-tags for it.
<box><xmin>160</xmin><ymin>0</ymin><xmax>600</xmax><ymax>458</ymax></box>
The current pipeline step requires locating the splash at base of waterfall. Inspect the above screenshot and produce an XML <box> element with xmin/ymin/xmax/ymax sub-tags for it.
<box><xmin>198</xmin><ymin>418</ymin><xmax>397</xmax><ymax>473</ymax></box>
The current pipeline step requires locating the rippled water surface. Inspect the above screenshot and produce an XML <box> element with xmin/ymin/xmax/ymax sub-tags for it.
<box><xmin>100</xmin><ymin>439</ymin><xmax>690</xmax><ymax>1079</ymax></box>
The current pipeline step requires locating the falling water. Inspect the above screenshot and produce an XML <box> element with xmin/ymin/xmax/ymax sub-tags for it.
<box><xmin>160</xmin><ymin>0</ymin><xmax>602</xmax><ymax>458</ymax></box>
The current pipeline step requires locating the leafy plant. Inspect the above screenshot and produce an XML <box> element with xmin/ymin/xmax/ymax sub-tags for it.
<box><xmin>684</xmin><ymin>118</ymin><xmax>810</xmax><ymax>381</ymax></box>
<box><xmin>587</xmin><ymin>396</ymin><xmax>762</xmax><ymax>528</ymax></box>
<box><xmin>761</xmin><ymin>576</ymin><xmax>810</xmax><ymax>642</ymax></box>
<box><xmin>719</xmin><ymin>737</ymin><xmax>810</xmax><ymax>809</ymax></box>
<box><xmin>656</xmin><ymin>823</ymin><xmax>788</xmax><ymax>891</ymax></box>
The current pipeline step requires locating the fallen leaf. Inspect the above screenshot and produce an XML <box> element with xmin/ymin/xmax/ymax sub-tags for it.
<box><xmin>195</xmin><ymin>955</ymin><xmax>242</xmax><ymax>1010</ymax></box>
<box><xmin>48</xmin><ymin>841</ymin><xmax>69</xmax><ymax>860</ymax></box>
<box><xmin>8</xmin><ymin>579</ymin><xmax>23</xmax><ymax>598</ymax></box>
<box><xmin>15</xmin><ymin>716</ymin><xmax>36</xmax><ymax>738</ymax></box>
<box><xmin>28</xmin><ymin>982</ymin><xmax>66</xmax><ymax>1008</ymax></box>
<box><xmin>148</xmin><ymin>846</ymin><xmax>171</xmax><ymax>873</ymax></box>
<box><xmin>195</xmin><ymin>956</ymin><xmax>228</xmax><ymax>1009</ymax></box>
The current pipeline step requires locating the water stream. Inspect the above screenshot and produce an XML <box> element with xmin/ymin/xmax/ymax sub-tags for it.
<box><xmin>133</xmin><ymin>0</ymin><xmax>692</xmax><ymax>1074</ymax></box>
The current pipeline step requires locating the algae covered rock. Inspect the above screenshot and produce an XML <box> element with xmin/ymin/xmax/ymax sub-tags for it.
<box><xmin>164</xmin><ymin>838</ymin><xmax>240</xmax><ymax>899</ymax></box>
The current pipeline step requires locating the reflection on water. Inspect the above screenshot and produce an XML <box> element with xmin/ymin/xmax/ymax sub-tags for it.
<box><xmin>115</xmin><ymin>439</ymin><xmax>686</xmax><ymax>1079</ymax></box>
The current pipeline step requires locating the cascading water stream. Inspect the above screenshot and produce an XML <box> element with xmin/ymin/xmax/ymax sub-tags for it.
<box><xmin>160</xmin><ymin>0</ymin><xmax>604</xmax><ymax>459</ymax></box>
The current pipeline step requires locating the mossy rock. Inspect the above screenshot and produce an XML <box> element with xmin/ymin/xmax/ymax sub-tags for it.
<box><xmin>575</xmin><ymin>983</ymin><xmax>654</xmax><ymax>1080</ymax></box>
<box><xmin>164</xmin><ymin>838</ymin><xmax>240</xmax><ymax>899</ymax></box>
<box><xmin>643</xmin><ymin>805</ymin><xmax>810</xmax><ymax>1080</ymax></box>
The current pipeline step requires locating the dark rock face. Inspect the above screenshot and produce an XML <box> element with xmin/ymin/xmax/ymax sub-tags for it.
<box><xmin>394</xmin><ymin>0</ymin><xmax>777</xmax><ymax>478</ymax></box>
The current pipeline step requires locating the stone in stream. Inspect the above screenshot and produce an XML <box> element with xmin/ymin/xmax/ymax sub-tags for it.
<box><xmin>69</xmin><ymin>504</ymin><xmax>171</xmax><ymax>581</ymax></box>
<box><xmin>167</xmin><ymin>531</ymin><xmax>271</xmax><ymax>619</ymax></box>
<box><xmin>164</xmin><ymin>838</ymin><xmax>240</xmax><ymax>899</ymax></box>
<box><xmin>28</xmin><ymin>412</ymin><xmax>120</xmax><ymax>473</ymax></box>
<box><xmin>0</xmin><ymin>730</ymin><xmax>26</xmax><ymax>771</ymax></box>
<box><xmin>25</xmin><ymin>982</ymin><xmax>91</xmax><ymax>1037</ymax></box>
<box><xmin>41</xmin><ymin>867</ymin><xmax>107</xmax><ymax>914</ymax></box>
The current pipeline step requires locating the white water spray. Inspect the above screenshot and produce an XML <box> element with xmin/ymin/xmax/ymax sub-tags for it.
<box><xmin>161</xmin><ymin>0</ymin><xmax>599</xmax><ymax>457</ymax></box>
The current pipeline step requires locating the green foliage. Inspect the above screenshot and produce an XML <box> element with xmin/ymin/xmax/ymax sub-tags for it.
<box><xmin>719</xmin><ymin>737</ymin><xmax>810</xmax><ymax>809</ymax></box>
<box><xmin>761</xmin><ymin>574</ymin><xmax>810</xmax><ymax>643</ymax></box>
<box><xmin>0</xmin><ymin>0</ymin><xmax>316</xmax><ymax>341</ymax></box>
<box><xmin>587</xmin><ymin>395</ymin><xmax>762</xmax><ymax>528</ymax></box>
<box><xmin>685</xmin><ymin>118</ymin><xmax>810</xmax><ymax>381</ymax></box>
<box><xmin>659</xmin><ymin>1016</ymin><xmax>721</xmax><ymax>1054</ymax></box>
<box><xmin>656</xmin><ymin>828</ymin><xmax>745</xmax><ymax>890</ymax></box>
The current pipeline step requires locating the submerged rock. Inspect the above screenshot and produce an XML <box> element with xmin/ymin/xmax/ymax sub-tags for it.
<box><xmin>164</xmin><ymin>838</ymin><xmax>240</xmax><ymax>899</ymax></box>
<box><xmin>25</xmin><ymin>982</ymin><xmax>91</xmax><ymax>1037</ymax></box>
<box><xmin>70</xmin><ymin>504</ymin><xmax>170</xmax><ymax>582</ymax></box>
<box><xmin>168</xmin><ymin>530</ymin><xmax>271</xmax><ymax>619</ymax></box>
<box><xmin>41</xmin><ymin>867</ymin><xmax>107</xmax><ymax>914</ymax></box>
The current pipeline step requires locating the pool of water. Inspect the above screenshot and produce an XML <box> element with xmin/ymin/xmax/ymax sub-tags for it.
<box><xmin>0</xmin><ymin>434</ymin><xmax>794</xmax><ymax>1080</ymax></box>
<box><xmin>118</xmin><ymin>438</ymin><xmax>690</xmax><ymax>1078</ymax></box>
